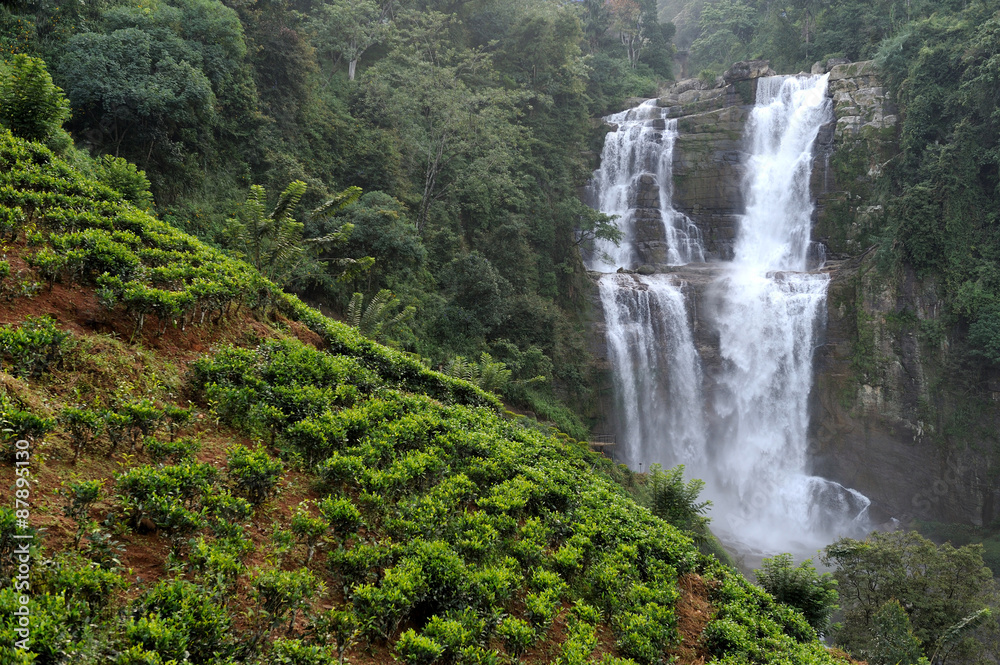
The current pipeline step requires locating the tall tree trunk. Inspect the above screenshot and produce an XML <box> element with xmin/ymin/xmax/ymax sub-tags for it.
<box><xmin>349</xmin><ymin>58</ymin><xmax>358</xmax><ymax>81</ymax></box>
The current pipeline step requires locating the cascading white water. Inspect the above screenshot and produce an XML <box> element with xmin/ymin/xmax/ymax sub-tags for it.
<box><xmin>587</xmin><ymin>99</ymin><xmax>708</xmax><ymax>475</ymax></box>
<box><xmin>709</xmin><ymin>75</ymin><xmax>870</xmax><ymax>553</ymax></box>
<box><xmin>586</xmin><ymin>100</ymin><xmax>704</xmax><ymax>270</ymax></box>
<box><xmin>598</xmin><ymin>274</ymin><xmax>706</xmax><ymax>469</ymax></box>
<box><xmin>590</xmin><ymin>80</ymin><xmax>870</xmax><ymax>557</ymax></box>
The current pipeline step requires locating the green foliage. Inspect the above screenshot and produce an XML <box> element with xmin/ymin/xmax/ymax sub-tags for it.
<box><xmin>60</xmin><ymin>406</ymin><xmax>103</xmax><ymax>464</ymax></box>
<box><xmin>0</xmin><ymin>54</ymin><xmax>70</xmax><ymax>146</ymax></box>
<box><xmin>755</xmin><ymin>553</ymin><xmax>838</xmax><ymax>634</ymax></box>
<box><xmin>147</xmin><ymin>436</ymin><xmax>200</xmax><ymax>463</ymax></box>
<box><xmin>497</xmin><ymin>617</ymin><xmax>534</xmax><ymax>657</ymax></box>
<box><xmin>226</xmin><ymin>444</ymin><xmax>282</xmax><ymax>506</ymax></box>
<box><xmin>823</xmin><ymin>530</ymin><xmax>998</xmax><ymax>662</ymax></box>
<box><xmin>444</xmin><ymin>353</ymin><xmax>514</xmax><ymax>395</ymax></box>
<box><xmin>291</xmin><ymin>500</ymin><xmax>328</xmax><ymax>563</ymax></box>
<box><xmin>61</xmin><ymin>479</ymin><xmax>103</xmax><ymax>546</ymax></box>
<box><xmin>346</xmin><ymin>289</ymin><xmax>414</xmax><ymax>344</ymax></box>
<box><xmin>639</xmin><ymin>464</ymin><xmax>711</xmax><ymax>541</ymax></box>
<box><xmin>93</xmin><ymin>155</ymin><xmax>154</xmax><ymax>210</ymax></box>
<box><xmin>132</xmin><ymin>578</ymin><xmax>234</xmax><ymax>663</ymax></box>
<box><xmin>396</xmin><ymin>629</ymin><xmax>445</xmax><ymax>665</ymax></box>
<box><xmin>250</xmin><ymin>567</ymin><xmax>322</xmax><ymax>641</ymax></box>
<box><xmin>271</xmin><ymin>638</ymin><xmax>336</xmax><ymax>665</ymax></box>
<box><xmin>0</xmin><ymin>315</ymin><xmax>71</xmax><ymax>378</ymax></box>
<box><xmin>0</xmin><ymin>394</ymin><xmax>55</xmax><ymax>461</ymax></box>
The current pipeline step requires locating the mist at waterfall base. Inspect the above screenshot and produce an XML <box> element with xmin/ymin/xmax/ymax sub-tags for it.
<box><xmin>588</xmin><ymin>76</ymin><xmax>871</xmax><ymax>557</ymax></box>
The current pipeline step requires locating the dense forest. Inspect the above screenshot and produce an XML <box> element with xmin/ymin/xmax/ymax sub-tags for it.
<box><xmin>0</xmin><ymin>0</ymin><xmax>683</xmax><ymax>436</ymax></box>
<box><xmin>4</xmin><ymin>0</ymin><xmax>1000</xmax><ymax>662</ymax></box>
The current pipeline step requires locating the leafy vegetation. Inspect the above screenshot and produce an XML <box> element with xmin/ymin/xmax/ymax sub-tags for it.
<box><xmin>823</xmin><ymin>530</ymin><xmax>998</xmax><ymax>663</ymax></box>
<box><xmin>0</xmin><ymin>126</ymin><xmax>855</xmax><ymax>664</ymax></box>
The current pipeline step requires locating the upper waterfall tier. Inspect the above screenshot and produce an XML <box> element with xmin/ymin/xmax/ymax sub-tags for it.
<box><xmin>584</xmin><ymin>100</ymin><xmax>704</xmax><ymax>270</ymax></box>
<box><xmin>736</xmin><ymin>75</ymin><xmax>833</xmax><ymax>272</ymax></box>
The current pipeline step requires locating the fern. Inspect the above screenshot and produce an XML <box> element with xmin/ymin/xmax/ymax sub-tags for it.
<box><xmin>931</xmin><ymin>608</ymin><xmax>992</xmax><ymax>664</ymax></box>
<box><xmin>346</xmin><ymin>290</ymin><xmax>414</xmax><ymax>343</ymax></box>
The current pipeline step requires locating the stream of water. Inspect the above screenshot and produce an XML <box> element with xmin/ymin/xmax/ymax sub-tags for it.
<box><xmin>588</xmin><ymin>75</ymin><xmax>870</xmax><ymax>557</ymax></box>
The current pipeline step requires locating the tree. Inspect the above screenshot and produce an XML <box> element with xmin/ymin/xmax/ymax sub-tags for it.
<box><xmin>0</xmin><ymin>54</ymin><xmax>71</xmax><ymax>147</ymax></box>
<box><xmin>59</xmin><ymin>27</ymin><xmax>215</xmax><ymax>162</ymax></box>
<box><xmin>755</xmin><ymin>553</ymin><xmax>838</xmax><ymax>634</ymax></box>
<box><xmin>362</xmin><ymin>11</ymin><xmax>524</xmax><ymax>234</ymax></box>
<box><xmin>345</xmin><ymin>289</ymin><xmax>414</xmax><ymax>343</ymax></box>
<box><xmin>325</xmin><ymin>191</ymin><xmax>425</xmax><ymax>292</ymax></box>
<box><xmin>689</xmin><ymin>0</ymin><xmax>758</xmax><ymax>71</ymax></box>
<box><xmin>309</xmin><ymin>0</ymin><xmax>394</xmax><ymax>81</ymax></box>
<box><xmin>822</xmin><ymin>530</ymin><xmax>998</xmax><ymax>663</ymax></box>
<box><xmin>226</xmin><ymin>182</ymin><xmax>363</xmax><ymax>288</ymax></box>
<box><xmin>607</xmin><ymin>0</ymin><xmax>645</xmax><ymax>68</ymax></box>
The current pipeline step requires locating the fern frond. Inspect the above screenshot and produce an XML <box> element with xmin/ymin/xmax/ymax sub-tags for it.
<box><xmin>347</xmin><ymin>292</ymin><xmax>364</xmax><ymax>330</ymax></box>
<box><xmin>312</xmin><ymin>186</ymin><xmax>363</xmax><ymax>218</ymax></box>
<box><xmin>271</xmin><ymin>180</ymin><xmax>307</xmax><ymax>224</ymax></box>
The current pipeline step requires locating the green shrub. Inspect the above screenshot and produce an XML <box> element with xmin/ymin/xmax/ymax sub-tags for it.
<box><xmin>0</xmin><ymin>587</ymin><xmax>92</xmax><ymax>663</ymax></box>
<box><xmin>640</xmin><ymin>464</ymin><xmax>711</xmax><ymax>541</ymax></box>
<box><xmin>38</xmin><ymin>550</ymin><xmax>125</xmax><ymax>611</ymax></box>
<box><xmin>250</xmin><ymin>568</ymin><xmax>321</xmax><ymax>642</ymax></box>
<box><xmin>395</xmin><ymin>629</ymin><xmax>445</xmax><ymax>665</ymax></box>
<box><xmin>60</xmin><ymin>406</ymin><xmax>103</xmax><ymax>464</ymax></box>
<box><xmin>291</xmin><ymin>500</ymin><xmax>328</xmax><ymax>563</ymax></box>
<box><xmin>118</xmin><ymin>399</ymin><xmax>165</xmax><ymax>451</ymax></box>
<box><xmin>61</xmin><ymin>479</ymin><xmax>102</xmax><ymax>546</ymax></box>
<box><xmin>0</xmin><ymin>315</ymin><xmax>71</xmax><ymax>377</ymax></box>
<box><xmin>422</xmin><ymin>614</ymin><xmax>475</xmax><ymax>661</ymax></box>
<box><xmin>202</xmin><ymin>487</ymin><xmax>252</xmax><ymax>537</ymax></box>
<box><xmin>122</xmin><ymin>613</ymin><xmax>190</xmax><ymax>663</ymax></box>
<box><xmin>530</xmin><ymin>568</ymin><xmax>568</xmax><ymax>599</ymax></box>
<box><xmin>555</xmin><ymin>621</ymin><xmax>598</xmax><ymax>665</ymax></box>
<box><xmin>318</xmin><ymin>495</ymin><xmax>362</xmax><ymax>541</ymax></box>
<box><xmin>226</xmin><ymin>444</ymin><xmax>282</xmax><ymax>506</ymax></box>
<box><xmin>613</xmin><ymin>603</ymin><xmax>677</xmax><ymax>665</ymax></box>
<box><xmin>525</xmin><ymin>590</ymin><xmax>558</xmax><ymax>630</ymax></box>
<box><xmin>755</xmin><ymin>553</ymin><xmax>838</xmax><ymax>634</ymax></box>
<box><xmin>146</xmin><ymin>436</ymin><xmax>200</xmax><ymax>463</ymax></box>
<box><xmin>497</xmin><ymin>617</ymin><xmax>535</xmax><ymax>657</ymax></box>
<box><xmin>188</xmin><ymin>536</ymin><xmax>249</xmax><ymax>589</ymax></box>
<box><xmin>0</xmin><ymin>55</ymin><xmax>71</xmax><ymax>145</ymax></box>
<box><xmin>352</xmin><ymin>559</ymin><xmax>426</xmax><ymax>641</ymax></box>
<box><xmin>0</xmin><ymin>397</ymin><xmax>54</xmax><ymax>462</ymax></box>
<box><xmin>162</xmin><ymin>404</ymin><xmax>192</xmax><ymax>441</ymax></box>
<box><xmin>93</xmin><ymin>155</ymin><xmax>154</xmax><ymax>210</ymax></box>
<box><xmin>309</xmin><ymin>609</ymin><xmax>359</xmax><ymax>665</ymax></box>
<box><xmin>270</xmin><ymin>638</ymin><xmax>336</xmax><ymax>665</ymax></box>
<box><xmin>133</xmin><ymin>579</ymin><xmax>234</xmax><ymax>663</ymax></box>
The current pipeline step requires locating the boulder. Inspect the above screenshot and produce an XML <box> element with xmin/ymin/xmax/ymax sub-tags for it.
<box><xmin>722</xmin><ymin>60</ymin><xmax>775</xmax><ymax>84</ymax></box>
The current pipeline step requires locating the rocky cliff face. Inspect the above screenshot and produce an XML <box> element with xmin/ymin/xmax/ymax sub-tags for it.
<box><xmin>589</xmin><ymin>59</ymin><xmax>1000</xmax><ymax>528</ymax></box>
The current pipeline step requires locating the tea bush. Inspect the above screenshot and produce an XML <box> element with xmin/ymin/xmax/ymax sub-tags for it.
<box><xmin>0</xmin><ymin>315</ymin><xmax>71</xmax><ymax>378</ymax></box>
<box><xmin>226</xmin><ymin>444</ymin><xmax>282</xmax><ymax>506</ymax></box>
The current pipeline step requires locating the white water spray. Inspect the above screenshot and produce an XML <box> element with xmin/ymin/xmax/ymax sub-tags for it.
<box><xmin>709</xmin><ymin>75</ymin><xmax>869</xmax><ymax>553</ymax></box>
<box><xmin>589</xmin><ymin>78</ymin><xmax>870</xmax><ymax>558</ymax></box>
<box><xmin>599</xmin><ymin>274</ymin><xmax>706</xmax><ymax>469</ymax></box>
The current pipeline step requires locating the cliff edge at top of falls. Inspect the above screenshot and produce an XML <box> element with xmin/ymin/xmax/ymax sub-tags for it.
<box><xmin>636</xmin><ymin>58</ymin><xmax>898</xmax><ymax>264</ymax></box>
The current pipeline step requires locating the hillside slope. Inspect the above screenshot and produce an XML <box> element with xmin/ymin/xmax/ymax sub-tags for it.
<box><xmin>0</xmin><ymin>130</ymin><xmax>848</xmax><ymax>665</ymax></box>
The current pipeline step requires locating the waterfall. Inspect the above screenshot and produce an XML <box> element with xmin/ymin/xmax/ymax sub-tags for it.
<box><xmin>709</xmin><ymin>74</ymin><xmax>869</xmax><ymax>553</ymax></box>
<box><xmin>589</xmin><ymin>77</ymin><xmax>870</xmax><ymax>558</ymax></box>
<box><xmin>599</xmin><ymin>274</ymin><xmax>706</xmax><ymax>470</ymax></box>
<box><xmin>588</xmin><ymin>99</ymin><xmax>707</xmax><ymax>475</ymax></box>
<box><xmin>586</xmin><ymin>100</ymin><xmax>704</xmax><ymax>270</ymax></box>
